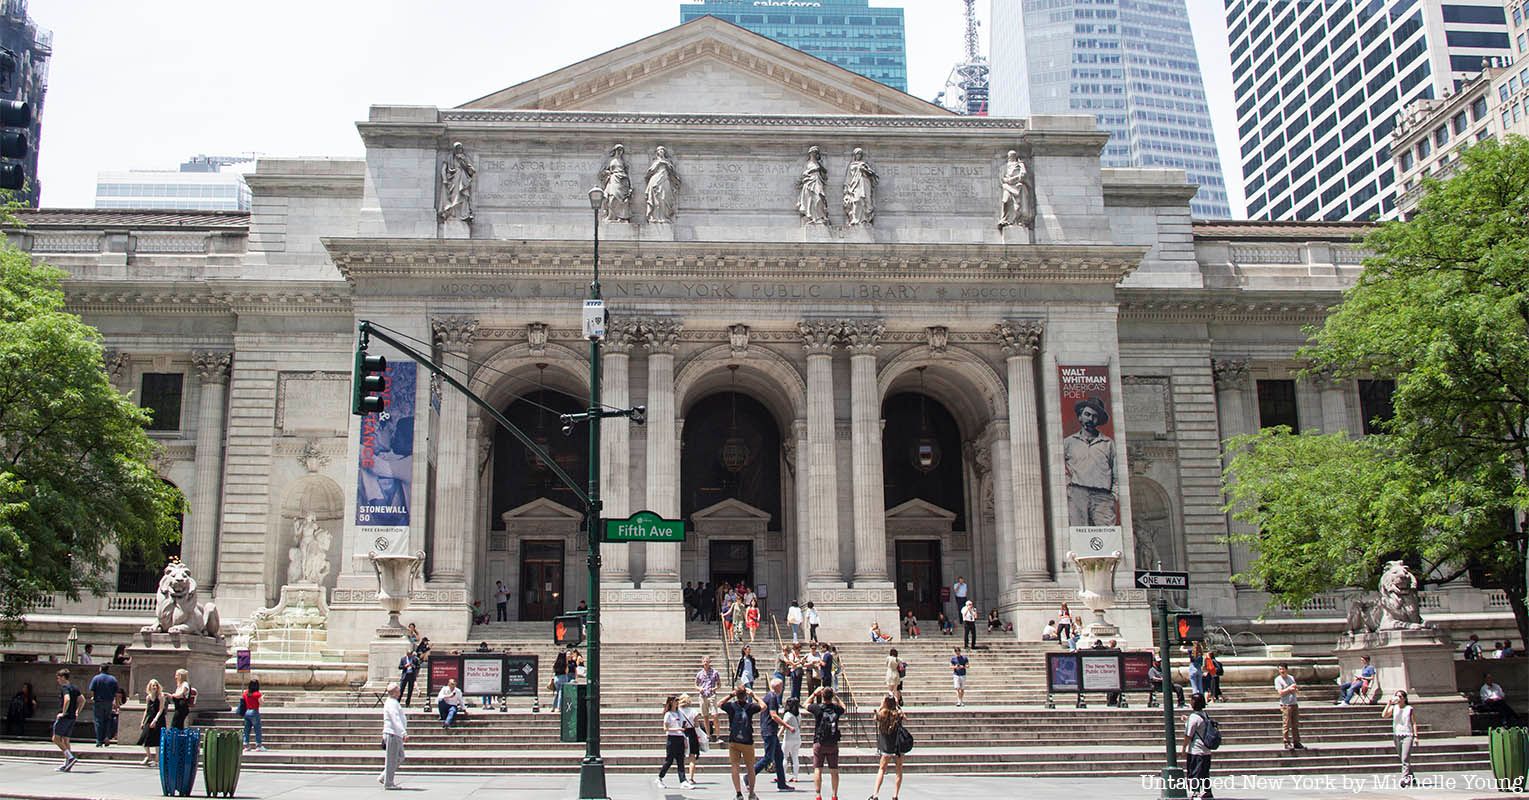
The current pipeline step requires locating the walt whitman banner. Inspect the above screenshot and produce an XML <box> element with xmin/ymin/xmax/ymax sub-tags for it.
<box><xmin>355</xmin><ymin>360</ymin><xmax>417</xmax><ymax>555</ymax></box>
<box><xmin>1058</xmin><ymin>365</ymin><xmax>1122</xmax><ymax>551</ymax></box>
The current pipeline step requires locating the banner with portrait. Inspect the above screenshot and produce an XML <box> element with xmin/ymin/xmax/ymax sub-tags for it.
<box><xmin>355</xmin><ymin>360</ymin><xmax>417</xmax><ymax>556</ymax></box>
<box><xmin>1058</xmin><ymin>365</ymin><xmax>1122</xmax><ymax>547</ymax></box>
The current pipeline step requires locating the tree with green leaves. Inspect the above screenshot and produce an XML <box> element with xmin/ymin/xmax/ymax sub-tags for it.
<box><xmin>0</xmin><ymin>233</ymin><xmax>184</xmax><ymax>642</ymax></box>
<box><xmin>1225</xmin><ymin>137</ymin><xmax>1529</xmax><ymax>644</ymax></box>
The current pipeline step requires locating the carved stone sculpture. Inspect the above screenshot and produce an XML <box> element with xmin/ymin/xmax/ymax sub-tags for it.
<box><xmin>842</xmin><ymin>147</ymin><xmax>878</xmax><ymax>226</ymax></box>
<box><xmin>288</xmin><ymin>513</ymin><xmax>332</xmax><ymax>585</ymax></box>
<box><xmin>139</xmin><ymin>559</ymin><xmax>221</xmax><ymax>638</ymax></box>
<box><xmin>796</xmin><ymin>146</ymin><xmax>829</xmax><ymax>224</ymax></box>
<box><xmin>645</xmin><ymin>145</ymin><xmax>681</xmax><ymax>223</ymax></box>
<box><xmin>1345</xmin><ymin>560</ymin><xmax>1434</xmax><ymax>633</ymax></box>
<box><xmin>599</xmin><ymin>144</ymin><xmax>633</xmax><ymax>222</ymax></box>
<box><xmin>438</xmin><ymin>142</ymin><xmax>475</xmax><ymax>223</ymax></box>
<box><xmin>998</xmin><ymin>150</ymin><xmax>1035</xmax><ymax>231</ymax></box>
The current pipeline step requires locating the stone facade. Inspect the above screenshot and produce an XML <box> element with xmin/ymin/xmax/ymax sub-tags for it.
<box><xmin>7</xmin><ymin>18</ymin><xmax>1513</xmax><ymax>653</ymax></box>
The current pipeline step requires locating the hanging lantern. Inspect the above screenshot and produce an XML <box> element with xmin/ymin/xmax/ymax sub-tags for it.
<box><xmin>720</xmin><ymin>365</ymin><xmax>752</xmax><ymax>473</ymax></box>
<box><xmin>527</xmin><ymin>364</ymin><xmax>550</xmax><ymax>471</ymax></box>
<box><xmin>911</xmin><ymin>367</ymin><xmax>941</xmax><ymax>473</ymax></box>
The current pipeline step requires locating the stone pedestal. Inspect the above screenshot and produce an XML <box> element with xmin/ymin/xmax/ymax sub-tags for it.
<box><xmin>599</xmin><ymin>585</ymin><xmax>686</xmax><ymax>642</ymax></box>
<box><xmin>127</xmin><ymin>633</ymin><xmax>231</xmax><ymax>710</ymax></box>
<box><xmin>640</xmin><ymin>222</ymin><xmax>675</xmax><ymax>241</ymax></box>
<box><xmin>439</xmin><ymin>219</ymin><xmax>470</xmax><ymax>239</ymax></box>
<box><xmin>800</xmin><ymin>224</ymin><xmax>835</xmax><ymax>242</ymax></box>
<box><xmin>1334</xmin><ymin>628</ymin><xmax>1471</xmax><ymax>736</ymax></box>
<box><xmin>807</xmin><ymin>584</ymin><xmax>899</xmax><ymax>643</ymax></box>
<box><xmin>366</xmin><ymin>629</ymin><xmax>413</xmax><ymax>688</ymax></box>
<box><xmin>999</xmin><ymin>225</ymin><xmax>1033</xmax><ymax>245</ymax></box>
<box><xmin>842</xmin><ymin>225</ymin><xmax>875</xmax><ymax>244</ymax></box>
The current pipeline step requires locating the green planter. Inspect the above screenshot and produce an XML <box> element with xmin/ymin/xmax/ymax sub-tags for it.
<box><xmin>201</xmin><ymin>728</ymin><xmax>243</xmax><ymax>797</ymax></box>
<box><xmin>560</xmin><ymin>683</ymin><xmax>588</xmax><ymax>743</ymax></box>
<box><xmin>1489</xmin><ymin>727</ymin><xmax>1528</xmax><ymax>792</ymax></box>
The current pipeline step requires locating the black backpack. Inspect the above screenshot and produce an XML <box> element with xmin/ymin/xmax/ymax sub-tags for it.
<box><xmin>1195</xmin><ymin>712</ymin><xmax>1222</xmax><ymax>751</ymax></box>
<box><xmin>815</xmin><ymin>708</ymin><xmax>842</xmax><ymax>745</ymax></box>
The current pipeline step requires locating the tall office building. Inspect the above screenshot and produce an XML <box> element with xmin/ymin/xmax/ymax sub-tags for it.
<box><xmin>679</xmin><ymin>0</ymin><xmax>907</xmax><ymax>91</ymax></box>
<box><xmin>95</xmin><ymin>156</ymin><xmax>252</xmax><ymax>211</ymax></box>
<box><xmin>1228</xmin><ymin>0</ymin><xmax>1510</xmax><ymax>221</ymax></box>
<box><xmin>0</xmin><ymin>0</ymin><xmax>49</xmax><ymax>207</ymax></box>
<box><xmin>989</xmin><ymin>0</ymin><xmax>1230</xmax><ymax>218</ymax></box>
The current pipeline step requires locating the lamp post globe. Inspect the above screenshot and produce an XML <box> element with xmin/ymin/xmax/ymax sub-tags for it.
<box><xmin>587</xmin><ymin>187</ymin><xmax>603</xmax><ymax>211</ymax></box>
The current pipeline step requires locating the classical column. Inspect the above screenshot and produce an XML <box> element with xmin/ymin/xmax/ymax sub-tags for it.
<box><xmin>791</xmin><ymin>419</ymin><xmax>810</xmax><ymax>598</ymax></box>
<box><xmin>185</xmin><ymin>350</ymin><xmax>231</xmax><ymax>589</ymax></box>
<box><xmin>599</xmin><ymin>324</ymin><xmax>637</xmax><ymax>584</ymax></box>
<box><xmin>799</xmin><ymin>320</ymin><xmax>842</xmax><ymax>583</ymax></box>
<box><xmin>643</xmin><ymin>319</ymin><xmax>682</xmax><ymax>584</ymax></box>
<box><xmin>1212</xmin><ymin>358</ymin><xmax>1255</xmax><ymax>576</ymax></box>
<box><xmin>845</xmin><ymin>319</ymin><xmax>889</xmax><ymax>583</ymax></box>
<box><xmin>985</xmin><ymin>421</ymin><xmax>1017</xmax><ymax>595</ymax></box>
<box><xmin>1314</xmin><ymin>371</ymin><xmax>1354</xmax><ymax>435</ymax></box>
<box><xmin>996</xmin><ymin>320</ymin><xmax>1049</xmax><ymax>584</ymax></box>
<box><xmin>430</xmin><ymin>317</ymin><xmax>477</xmax><ymax>583</ymax></box>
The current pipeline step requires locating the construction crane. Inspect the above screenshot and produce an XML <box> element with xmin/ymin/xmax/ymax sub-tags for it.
<box><xmin>934</xmin><ymin>0</ymin><xmax>989</xmax><ymax>115</ymax></box>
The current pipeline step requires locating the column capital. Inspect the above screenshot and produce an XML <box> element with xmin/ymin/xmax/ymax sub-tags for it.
<box><xmin>1307</xmin><ymin>366</ymin><xmax>1349</xmax><ymax>391</ymax></box>
<box><xmin>841</xmin><ymin>318</ymin><xmax>885</xmax><ymax>356</ymax></box>
<box><xmin>1211</xmin><ymin>358</ymin><xmax>1250</xmax><ymax>391</ymax></box>
<box><xmin>603</xmin><ymin>320</ymin><xmax>641</xmax><ymax>355</ymax></box>
<box><xmin>431</xmin><ymin>316</ymin><xmax>479</xmax><ymax>352</ymax></box>
<box><xmin>798</xmin><ymin>319</ymin><xmax>840</xmax><ymax>355</ymax></box>
<box><xmin>636</xmin><ymin>318</ymin><xmax>683</xmax><ymax>353</ymax></box>
<box><xmin>103</xmin><ymin>349</ymin><xmax>131</xmax><ymax>381</ymax></box>
<box><xmin>995</xmin><ymin>319</ymin><xmax>1044</xmax><ymax>357</ymax></box>
<box><xmin>192</xmin><ymin>350</ymin><xmax>233</xmax><ymax>385</ymax></box>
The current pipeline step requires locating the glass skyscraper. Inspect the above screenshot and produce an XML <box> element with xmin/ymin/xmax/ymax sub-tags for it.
<box><xmin>679</xmin><ymin>0</ymin><xmax>908</xmax><ymax>92</ymax></box>
<box><xmin>989</xmin><ymin>0</ymin><xmax>1230</xmax><ymax>218</ymax></box>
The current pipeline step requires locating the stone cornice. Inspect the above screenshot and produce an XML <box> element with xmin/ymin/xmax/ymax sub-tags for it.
<box><xmin>440</xmin><ymin>109</ymin><xmax>1028</xmax><ymax>131</ymax></box>
<box><xmin>1117</xmin><ymin>289</ymin><xmax>1339</xmax><ymax>324</ymax></box>
<box><xmin>244</xmin><ymin>173</ymin><xmax>364</xmax><ymax>198</ymax></box>
<box><xmin>63</xmin><ymin>279</ymin><xmax>353</xmax><ymax>317</ymax></box>
<box><xmin>325</xmin><ymin>238</ymin><xmax>1146</xmax><ymax>286</ymax></box>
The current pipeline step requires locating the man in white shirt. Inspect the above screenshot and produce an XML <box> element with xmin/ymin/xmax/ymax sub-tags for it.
<box><xmin>78</xmin><ymin>645</ymin><xmax>94</xmax><ymax>666</ymax></box>
<box><xmin>1480</xmin><ymin>673</ymin><xmax>1521</xmax><ymax>725</ymax></box>
<box><xmin>380</xmin><ymin>682</ymin><xmax>407</xmax><ymax>789</ymax></box>
<box><xmin>952</xmin><ymin>576</ymin><xmax>968</xmax><ymax>618</ymax></box>
<box><xmin>1274</xmin><ymin>664</ymin><xmax>1304</xmax><ymax>751</ymax></box>
<box><xmin>436</xmin><ymin>678</ymin><xmax>464</xmax><ymax>728</ymax></box>
<box><xmin>493</xmin><ymin>581</ymin><xmax>509</xmax><ymax>622</ymax></box>
<box><xmin>961</xmin><ymin>600</ymin><xmax>979</xmax><ymax>649</ymax></box>
<box><xmin>1041</xmin><ymin>620</ymin><xmax>1059</xmax><ymax>641</ymax></box>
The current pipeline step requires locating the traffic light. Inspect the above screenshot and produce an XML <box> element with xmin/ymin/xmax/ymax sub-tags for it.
<box><xmin>1175</xmin><ymin>613</ymin><xmax>1204</xmax><ymax>644</ymax></box>
<box><xmin>553</xmin><ymin>614</ymin><xmax>584</xmax><ymax>646</ymax></box>
<box><xmin>352</xmin><ymin>347</ymin><xmax>387</xmax><ymax>416</ymax></box>
<box><xmin>0</xmin><ymin>99</ymin><xmax>29</xmax><ymax>192</ymax></box>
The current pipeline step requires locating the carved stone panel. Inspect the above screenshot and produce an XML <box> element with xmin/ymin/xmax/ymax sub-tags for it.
<box><xmin>275</xmin><ymin>371</ymin><xmax>352</xmax><ymax>435</ymax></box>
<box><xmin>1122</xmin><ymin>376</ymin><xmax>1173</xmax><ymax>437</ymax></box>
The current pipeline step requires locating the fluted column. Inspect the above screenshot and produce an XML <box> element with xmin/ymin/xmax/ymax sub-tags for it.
<box><xmin>430</xmin><ymin>317</ymin><xmax>477</xmax><ymax>583</ymax></box>
<box><xmin>845</xmin><ymin>319</ymin><xmax>889</xmax><ymax>583</ymax></box>
<box><xmin>1212</xmin><ymin>359</ymin><xmax>1255</xmax><ymax>577</ymax></box>
<box><xmin>986</xmin><ymin>421</ymin><xmax>1017</xmax><ymax>595</ymax></box>
<box><xmin>186</xmin><ymin>350</ymin><xmax>231</xmax><ymax>588</ymax></box>
<box><xmin>791</xmin><ymin>419</ymin><xmax>810</xmax><ymax>598</ymax></box>
<box><xmin>599</xmin><ymin>324</ymin><xmax>636</xmax><ymax>584</ymax></box>
<box><xmin>1314</xmin><ymin>371</ymin><xmax>1353</xmax><ymax>435</ymax></box>
<box><xmin>642</xmin><ymin>319</ymin><xmax>682</xmax><ymax>584</ymax></box>
<box><xmin>799</xmin><ymin>321</ymin><xmax>842</xmax><ymax>583</ymax></box>
<box><xmin>996</xmin><ymin>321</ymin><xmax>1049</xmax><ymax>584</ymax></box>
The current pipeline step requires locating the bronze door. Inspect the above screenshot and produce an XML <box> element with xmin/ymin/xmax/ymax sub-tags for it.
<box><xmin>894</xmin><ymin>540</ymin><xmax>942</xmax><ymax>621</ymax></box>
<box><xmin>520</xmin><ymin>540</ymin><xmax>565</xmax><ymax>621</ymax></box>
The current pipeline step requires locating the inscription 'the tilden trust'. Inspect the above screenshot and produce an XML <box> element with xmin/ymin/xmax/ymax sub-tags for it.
<box><xmin>430</xmin><ymin>280</ymin><xmax>1033</xmax><ymax>302</ymax></box>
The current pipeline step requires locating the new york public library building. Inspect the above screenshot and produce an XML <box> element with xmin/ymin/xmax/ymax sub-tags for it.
<box><xmin>6</xmin><ymin>18</ymin><xmax>1517</xmax><ymax>655</ymax></box>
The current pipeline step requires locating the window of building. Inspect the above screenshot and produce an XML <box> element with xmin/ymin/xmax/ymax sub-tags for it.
<box><xmin>1478</xmin><ymin>129</ymin><xmax>1492</xmax><ymax>142</ymax></box>
<box><xmin>1452</xmin><ymin>110</ymin><xmax>1469</xmax><ymax>134</ymax></box>
<box><xmin>1442</xmin><ymin>4</ymin><xmax>1507</xmax><ymax>24</ymax></box>
<box><xmin>1519</xmin><ymin>31</ymin><xmax>1527</xmax><ymax>52</ymax></box>
<box><xmin>1400</xmin><ymin>150</ymin><xmax>1414</xmax><ymax>171</ymax></box>
<box><xmin>140</xmin><ymin>372</ymin><xmax>184</xmax><ymax>432</ymax></box>
<box><xmin>1445</xmin><ymin>30</ymin><xmax>1510</xmax><ymax>50</ymax></box>
<box><xmin>1472</xmin><ymin>95</ymin><xmax>1489</xmax><ymax>121</ymax></box>
<box><xmin>1434</xmin><ymin>126</ymin><xmax>1449</xmax><ymax>147</ymax></box>
<box><xmin>1357</xmin><ymin>379</ymin><xmax>1396</xmax><ymax>434</ymax></box>
<box><xmin>1451</xmin><ymin>54</ymin><xmax>1491</xmax><ymax>73</ymax></box>
<box><xmin>1257</xmin><ymin>379</ymin><xmax>1300</xmax><ymax>431</ymax></box>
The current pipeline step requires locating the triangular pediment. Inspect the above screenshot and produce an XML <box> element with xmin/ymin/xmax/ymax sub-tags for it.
<box><xmin>461</xmin><ymin>16</ymin><xmax>949</xmax><ymax>117</ymax></box>
<box><xmin>885</xmin><ymin>498</ymin><xmax>958</xmax><ymax>521</ymax></box>
<box><xmin>693</xmin><ymin>497</ymin><xmax>773</xmax><ymax>521</ymax></box>
<box><xmin>502</xmin><ymin>497</ymin><xmax>582</xmax><ymax>521</ymax></box>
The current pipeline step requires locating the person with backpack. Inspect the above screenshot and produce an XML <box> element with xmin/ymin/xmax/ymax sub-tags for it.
<box><xmin>751</xmin><ymin>677</ymin><xmax>794</xmax><ymax>792</ymax></box>
<box><xmin>1181</xmin><ymin>693</ymin><xmax>1219</xmax><ymax>799</ymax></box>
<box><xmin>720</xmin><ymin>685</ymin><xmax>765</xmax><ymax>800</ymax></box>
<box><xmin>870</xmin><ymin>695</ymin><xmax>909</xmax><ymax>800</ymax></box>
<box><xmin>240</xmin><ymin>679</ymin><xmax>266</xmax><ymax>751</ymax></box>
<box><xmin>168</xmin><ymin>669</ymin><xmax>196</xmax><ymax>729</ymax></box>
<box><xmin>806</xmin><ymin>686</ymin><xmax>846</xmax><ymax>800</ymax></box>
<box><xmin>885</xmin><ymin>649</ymin><xmax>905</xmax><ymax>705</ymax></box>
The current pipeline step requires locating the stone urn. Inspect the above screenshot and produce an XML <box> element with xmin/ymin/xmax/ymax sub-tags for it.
<box><xmin>1067</xmin><ymin>549</ymin><xmax>1122</xmax><ymax>638</ymax></box>
<box><xmin>369</xmin><ymin>550</ymin><xmax>425</xmax><ymax>631</ymax></box>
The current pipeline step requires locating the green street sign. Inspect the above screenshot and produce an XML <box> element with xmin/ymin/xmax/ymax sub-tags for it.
<box><xmin>602</xmin><ymin>510</ymin><xmax>685</xmax><ymax>543</ymax></box>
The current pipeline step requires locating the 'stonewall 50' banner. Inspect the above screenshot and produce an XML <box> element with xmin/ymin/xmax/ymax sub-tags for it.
<box><xmin>1058</xmin><ymin>364</ymin><xmax>1122</xmax><ymax>552</ymax></box>
<box><xmin>355</xmin><ymin>360</ymin><xmax>417</xmax><ymax>556</ymax></box>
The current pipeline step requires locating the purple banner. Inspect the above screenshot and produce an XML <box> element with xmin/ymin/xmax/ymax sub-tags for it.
<box><xmin>355</xmin><ymin>360</ymin><xmax>416</xmax><ymax>554</ymax></box>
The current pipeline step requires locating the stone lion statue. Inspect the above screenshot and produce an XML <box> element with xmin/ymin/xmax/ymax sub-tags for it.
<box><xmin>139</xmin><ymin>559</ymin><xmax>221</xmax><ymax>638</ymax></box>
<box><xmin>1345</xmin><ymin>560</ymin><xmax>1432</xmax><ymax>634</ymax></box>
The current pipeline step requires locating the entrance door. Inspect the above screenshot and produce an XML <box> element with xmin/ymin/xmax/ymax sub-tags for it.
<box><xmin>895</xmin><ymin>540</ymin><xmax>942</xmax><ymax>621</ymax></box>
<box><xmin>520</xmin><ymin>540</ymin><xmax>564</xmax><ymax>621</ymax></box>
<box><xmin>709</xmin><ymin>540</ymin><xmax>754</xmax><ymax>590</ymax></box>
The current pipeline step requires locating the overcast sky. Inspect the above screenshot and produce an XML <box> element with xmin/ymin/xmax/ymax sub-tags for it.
<box><xmin>34</xmin><ymin>0</ymin><xmax>1245</xmax><ymax>216</ymax></box>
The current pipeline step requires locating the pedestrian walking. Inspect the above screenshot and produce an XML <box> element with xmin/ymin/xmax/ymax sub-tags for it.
<box><xmin>493</xmin><ymin>580</ymin><xmax>508</xmax><ymax>622</ymax></box>
<box><xmin>86</xmin><ymin>664</ymin><xmax>118</xmax><ymax>748</ymax></box>
<box><xmin>787</xmin><ymin>600</ymin><xmax>804</xmax><ymax>643</ymax></box>
<box><xmin>806</xmin><ymin>602</ymin><xmax>820</xmax><ymax>642</ymax></box>
<box><xmin>398</xmin><ymin>651</ymin><xmax>421</xmax><ymax>706</ymax></box>
<box><xmin>961</xmin><ymin>600</ymin><xmax>979</xmax><ymax>649</ymax></box>
<box><xmin>678</xmin><ymin>693</ymin><xmax>702</xmax><ymax>790</ymax></box>
<box><xmin>1204</xmin><ymin>651</ymin><xmax>1222</xmax><ymax>703</ymax></box>
<box><xmin>52</xmin><ymin>669</ymin><xmax>82</xmax><ymax>772</ymax></box>
<box><xmin>137</xmin><ymin>679</ymin><xmax>165</xmax><ymax>767</ymax></box>
<box><xmin>885</xmin><ymin>649</ymin><xmax>905</xmax><ymax>705</ymax></box>
<box><xmin>1382</xmin><ymin>690</ymin><xmax>1418</xmax><ymax>787</ymax></box>
<box><xmin>720</xmin><ymin>686</ymin><xmax>765</xmax><ymax>800</ymax></box>
<box><xmin>696</xmin><ymin>655</ymin><xmax>723</xmax><ymax>740</ymax></box>
<box><xmin>806</xmin><ymin>687</ymin><xmax>845</xmax><ymax>800</ymax></box>
<box><xmin>380</xmin><ymin>682</ymin><xmax>407</xmax><ymax>790</ymax></box>
<box><xmin>1274</xmin><ymin>664</ymin><xmax>1303</xmax><ymax>751</ymax></box>
<box><xmin>168</xmin><ymin>669</ymin><xmax>194</xmax><ymax>729</ymax></box>
<box><xmin>657</xmin><ymin>694</ymin><xmax>688</xmax><ymax>790</ymax></box>
<box><xmin>1057</xmin><ymin>602</ymin><xmax>1073</xmax><ymax>643</ymax></box>
<box><xmin>951</xmin><ymin>647</ymin><xmax>970</xmax><ymax>707</ymax></box>
<box><xmin>240</xmin><ymin>679</ymin><xmax>266</xmax><ymax>751</ymax></box>
<box><xmin>782</xmin><ymin>697</ymin><xmax>803</xmax><ymax>785</ymax></box>
<box><xmin>952</xmin><ymin>575</ymin><xmax>969</xmax><ymax>617</ymax></box>
<box><xmin>746</xmin><ymin>599</ymin><xmax>762</xmax><ymax>644</ymax></box>
<box><xmin>736</xmin><ymin>645</ymin><xmax>759</xmax><ymax>690</ymax></box>
<box><xmin>751</xmin><ymin>678</ymin><xmax>794</xmax><ymax>791</ymax></box>
<box><xmin>1182</xmin><ymin>693</ymin><xmax>1214</xmax><ymax>799</ymax></box>
<box><xmin>723</xmin><ymin>596</ymin><xmax>737</xmax><ymax>641</ymax></box>
<box><xmin>1186</xmin><ymin>642</ymin><xmax>1205</xmax><ymax>697</ymax></box>
<box><xmin>819</xmin><ymin>644</ymin><xmax>836</xmax><ymax>693</ymax></box>
<box><xmin>436</xmin><ymin>678</ymin><xmax>464</xmax><ymax>728</ymax></box>
<box><xmin>870</xmin><ymin>695</ymin><xmax>907</xmax><ymax>800</ymax></box>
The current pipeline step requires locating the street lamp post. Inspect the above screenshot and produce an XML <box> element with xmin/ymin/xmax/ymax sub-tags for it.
<box><xmin>579</xmin><ymin>186</ymin><xmax>607</xmax><ymax>800</ymax></box>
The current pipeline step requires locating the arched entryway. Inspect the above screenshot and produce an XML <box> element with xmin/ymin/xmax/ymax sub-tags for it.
<box><xmin>882</xmin><ymin>388</ymin><xmax>966</xmax><ymax>621</ymax></box>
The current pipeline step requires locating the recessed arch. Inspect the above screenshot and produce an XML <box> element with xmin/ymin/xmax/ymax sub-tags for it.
<box><xmin>674</xmin><ymin>344</ymin><xmax>806</xmax><ymax>431</ymax></box>
<box><xmin>1129</xmin><ymin>476</ymin><xmax>1182</xmax><ymax>573</ymax></box>
<box><xmin>878</xmin><ymin>345</ymin><xmax>1008</xmax><ymax>439</ymax></box>
<box><xmin>276</xmin><ymin>473</ymin><xmax>346</xmax><ymax>589</ymax></box>
<box><xmin>468</xmin><ymin>342</ymin><xmax>591</xmax><ymax>415</ymax></box>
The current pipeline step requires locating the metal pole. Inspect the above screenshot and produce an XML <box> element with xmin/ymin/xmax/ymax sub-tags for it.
<box><xmin>1158</xmin><ymin>595</ymin><xmax>1187</xmax><ymax>800</ymax></box>
<box><xmin>579</xmin><ymin>206</ymin><xmax>608</xmax><ymax>800</ymax></box>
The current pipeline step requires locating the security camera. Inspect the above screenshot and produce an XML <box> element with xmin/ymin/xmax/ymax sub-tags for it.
<box><xmin>561</xmin><ymin>423</ymin><xmax>574</xmax><ymax>437</ymax></box>
<box><xmin>630</xmin><ymin>405</ymin><xmax>647</xmax><ymax>426</ymax></box>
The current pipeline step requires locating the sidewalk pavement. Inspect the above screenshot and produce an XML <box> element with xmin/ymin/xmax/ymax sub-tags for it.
<box><xmin>0</xmin><ymin>757</ymin><xmax>1510</xmax><ymax>800</ymax></box>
